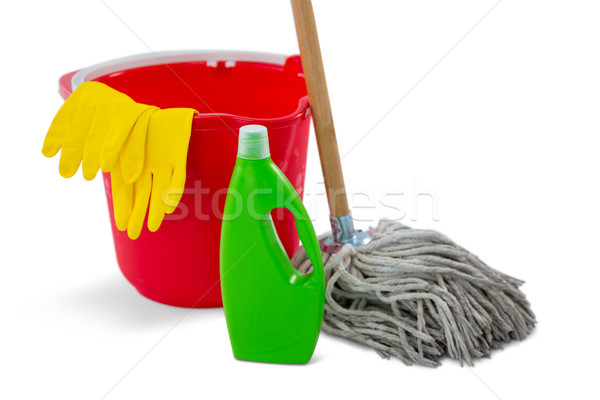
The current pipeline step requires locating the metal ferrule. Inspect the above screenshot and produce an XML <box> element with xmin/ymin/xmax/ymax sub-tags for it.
<box><xmin>319</xmin><ymin>213</ymin><xmax>373</xmax><ymax>253</ymax></box>
<box><xmin>330</xmin><ymin>214</ymin><xmax>357</xmax><ymax>243</ymax></box>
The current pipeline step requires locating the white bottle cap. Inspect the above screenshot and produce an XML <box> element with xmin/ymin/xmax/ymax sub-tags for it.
<box><xmin>237</xmin><ymin>125</ymin><xmax>270</xmax><ymax>160</ymax></box>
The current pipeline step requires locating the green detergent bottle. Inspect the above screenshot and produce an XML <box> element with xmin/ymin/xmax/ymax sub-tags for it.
<box><xmin>220</xmin><ymin>125</ymin><xmax>325</xmax><ymax>364</ymax></box>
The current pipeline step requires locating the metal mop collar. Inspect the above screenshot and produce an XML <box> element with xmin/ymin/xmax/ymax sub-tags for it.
<box><xmin>292</xmin><ymin>220</ymin><xmax>536</xmax><ymax>367</ymax></box>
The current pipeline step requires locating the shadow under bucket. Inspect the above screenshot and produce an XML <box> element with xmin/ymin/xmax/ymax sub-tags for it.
<box><xmin>59</xmin><ymin>51</ymin><xmax>312</xmax><ymax>308</ymax></box>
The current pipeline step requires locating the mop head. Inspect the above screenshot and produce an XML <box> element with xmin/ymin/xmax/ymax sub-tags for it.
<box><xmin>291</xmin><ymin>220</ymin><xmax>536</xmax><ymax>367</ymax></box>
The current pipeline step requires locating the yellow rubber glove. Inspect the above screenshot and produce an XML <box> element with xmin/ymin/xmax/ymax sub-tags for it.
<box><xmin>111</xmin><ymin>108</ymin><xmax>197</xmax><ymax>240</ymax></box>
<box><xmin>42</xmin><ymin>81</ymin><xmax>156</xmax><ymax>181</ymax></box>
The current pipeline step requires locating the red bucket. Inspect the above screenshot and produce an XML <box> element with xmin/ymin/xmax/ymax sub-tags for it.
<box><xmin>59</xmin><ymin>51</ymin><xmax>311</xmax><ymax>308</ymax></box>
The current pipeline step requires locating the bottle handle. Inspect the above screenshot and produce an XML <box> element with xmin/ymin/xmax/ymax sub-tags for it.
<box><xmin>277</xmin><ymin>179</ymin><xmax>325</xmax><ymax>286</ymax></box>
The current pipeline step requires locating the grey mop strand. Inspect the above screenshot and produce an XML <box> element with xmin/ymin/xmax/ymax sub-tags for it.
<box><xmin>291</xmin><ymin>220</ymin><xmax>536</xmax><ymax>367</ymax></box>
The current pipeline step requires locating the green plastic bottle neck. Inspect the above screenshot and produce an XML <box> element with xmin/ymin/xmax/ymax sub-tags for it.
<box><xmin>237</xmin><ymin>125</ymin><xmax>270</xmax><ymax>160</ymax></box>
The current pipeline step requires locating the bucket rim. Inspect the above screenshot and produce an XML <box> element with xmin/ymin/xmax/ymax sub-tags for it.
<box><xmin>71</xmin><ymin>50</ymin><xmax>290</xmax><ymax>89</ymax></box>
<box><xmin>59</xmin><ymin>50</ymin><xmax>311</xmax><ymax>131</ymax></box>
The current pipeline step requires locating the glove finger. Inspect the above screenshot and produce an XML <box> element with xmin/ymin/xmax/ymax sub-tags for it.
<box><xmin>42</xmin><ymin>88</ymin><xmax>85</xmax><ymax>157</ymax></box>
<box><xmin>165</xmin><ymin>166</ymin><xmax>186</xmax><ymax>214</ymax></box>
<box><xmin>110</xmin><ymin>163</ymin><xmax>133</xmax><ymax>231</ymax></box>
<box><xmin>81</xmin><ymin>103</ymin><xmax>118</xmax><ymax>181</ymax></box>
<box><xmin>127</xmin><ymin>172</ymin><xmax>152</xmax><ymax>240</ymax></box>
<box><xmin>58</xmin><ymin>98</ymin><xmax>95</xmax><ymax>178</ymax></box>
<box><xmin>148</xmin><ymin>168</ymin><xmax>173</xmax><ymax>232</ymax></box>
<box><xmin>99</xmin><ymin>102</ymin><xmax>151</xmax><ymax>172</ymax></box>
<box><xmin>120</xmin><ymin>107</ymin><xmax>157</xmax><ymax>183</ymax></box>
<box><xmin>154</xmin><ymin>108</ymin><xmax>194</xmax><ymax>214</ymax></box>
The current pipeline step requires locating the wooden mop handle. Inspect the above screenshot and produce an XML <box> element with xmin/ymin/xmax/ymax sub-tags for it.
<box><xmin>291</xmin><ymin>0</ymin><xmax>350</xmax><ymax>218</ymax></box>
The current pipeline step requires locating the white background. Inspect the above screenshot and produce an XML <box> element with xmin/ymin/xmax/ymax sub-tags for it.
<box><xmin>1</xmin><ymin>0</ymin><xmax>599</xmax><ymax>399</ymax></box>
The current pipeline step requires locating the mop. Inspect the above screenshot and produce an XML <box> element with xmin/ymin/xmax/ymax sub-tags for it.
<box><xmin>290</xmin><ymin>0</ymin><xmax>535</xmax><ymax>367</ymax></box>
